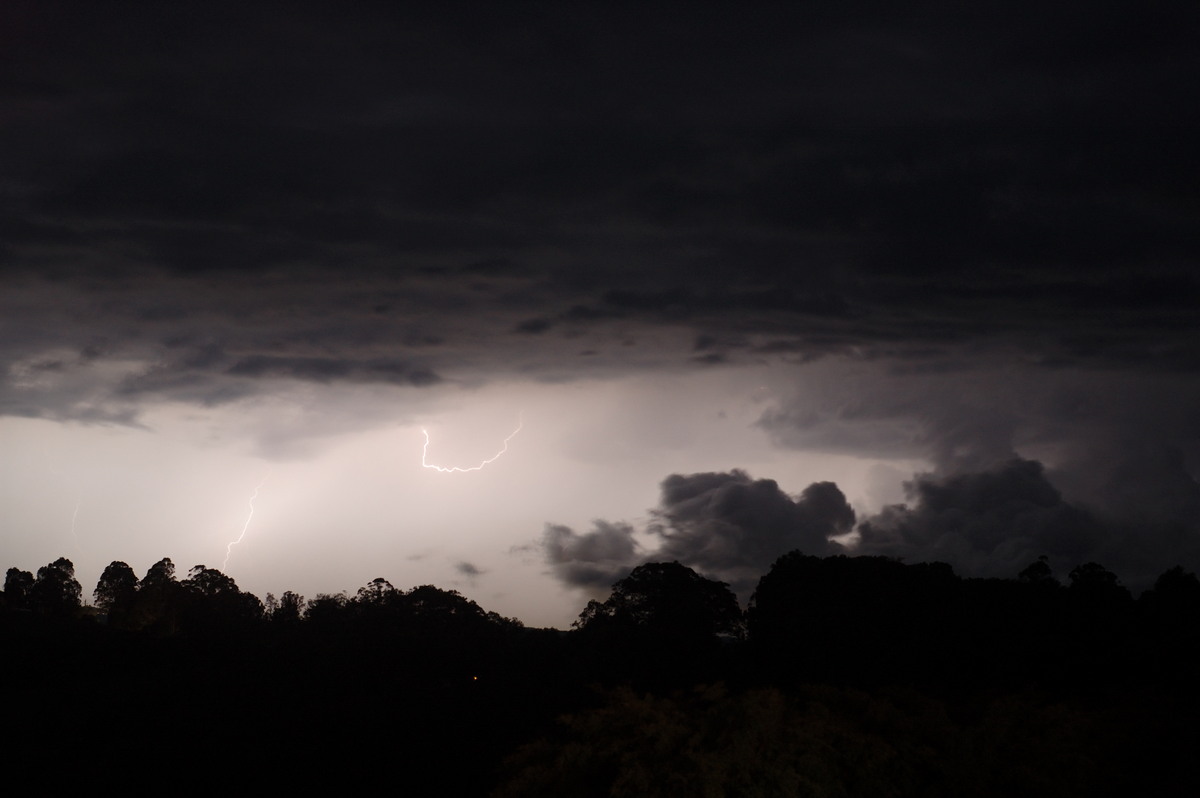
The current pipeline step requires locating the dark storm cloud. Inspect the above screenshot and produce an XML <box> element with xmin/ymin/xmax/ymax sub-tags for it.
<box><xmin>599</xmin><ymin>288</ymin><xmax>852</xmax><ymax>323</ymax></box>
<box><xmin>1046</xmin><ymin>440</ymin><xmax>1200</xmax><ymax>585</ymax></box>
<box><xmin>2</xmin><ymin>1</ymin><xmax>1199</xmax><ymax>610</ymax></box>
<box><xmin>855</xmin><ymin>452</ymin><xmax>1200</xmax><ymax>590</ymax></box>
<box><xmin>546</xmin><ymin>453</ymin><xmax>1200</xmax><ymax>598</ymax></box>
<box><xmin>3</xmin><ymin>1</ymin><xmax>1197</xmax><ymax>619</ymax></box>
<box><xmin>542</xmin><ymin>521</ymin><xmax>641</xmax><ymax>592</ymax></box>
<box><xmin>514</xmin><ymin>318</ymin><xmax>553</xmax><ymax>335</ymax></box>
<box><xmin>751</xmin><ymin>356</ymin><xmax>1200</xmax><ymax>588</ymax></box>
<box><xmin>1054</xmin><ymin>442</ymin><xmax>1200</xmax><ymax>530</ymax></box>
<box><xmin>3</xmin><ymin>0</ymin><xmax>1197</xmax><ymax>419</ymax></box>
<box><xmin>225</xmin><ymin>356</ymin><xmax>440</xmax><ymax>387</ymax></box>
<box><xmin>651</xmin><ymin>471</ymin><xmax>855</xmax><ymax>596</ymax></box>
<box><xmin>757</xmin><ymin>360</ymin><xmax>1200</xmax><ymax>474</ymax></box>
<box><xmin>543</xmin><ymin>470</ymin><xmax>855</xmax><ymax>598</ymax></box>
<box><xmin>856</xmin><ymin>459</ymin><xmax>1105</xmax><ymax>580</ymax></box>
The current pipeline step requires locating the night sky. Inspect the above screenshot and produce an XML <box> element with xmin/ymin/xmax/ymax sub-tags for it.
<box><xmin>3</xmin><ymin>2</ymin><xmax>1198</xmax><ymax>628</ymax></box>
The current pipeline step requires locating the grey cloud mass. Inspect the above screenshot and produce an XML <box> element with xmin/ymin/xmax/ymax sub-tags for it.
<box><xmin>542</xmin><ymin>521</ymin><xmax>642</xmax><ymax>592</ymax></box>
<box><xmin>546</xmin><ymin>454</ymin><xmax>1200</xmax><ymax>598</ymax></box>
<box><xmin>3</xmin><ymin>1</ymin><xmax>1199</xmax><ymax>611</ymax></box>
<box><xmin>544</xmin><ymin>471</ymin><xmax>855</xmax><ymax>599</ymax></box>
<box><xmin>4</xmin><ymin>1</ymin><xmax>1198</xmax><ymax>428</ymax></box>
<box><xmin>651</xmin><ymin>472</ymin><xmax>856</xmax><ymax>596</ymax></box>
<box><xmin>856</xmin><ymin>459</ymin><xmax>1105</xmax><ymax>581</ymax></box>
<box><xmin>856</xmin><ymin>452</ymin><xmax>1200</xmax><ymax>591</ymax></box>
<box><xmin>455</xmin><ymin>561</ymin><xmax>485</xmax><ymax>579</ymax></box>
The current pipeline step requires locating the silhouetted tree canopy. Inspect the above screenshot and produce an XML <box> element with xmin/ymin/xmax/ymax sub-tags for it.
<box><xmin>355</xmin><ymin>577</ymin><xmax>398</xmax><ymax>608</ymax></box>
<box><xmin>572</xmin><ymin>562</ymin><xmax>743</xmax><ymax>687</ymax></box>
<box><xmin>1138</xmin><ymin>566</ymin><xmax>1200</xmax><ymax>677</ymax></box>
<box><xmin>4</xmin><ymin>549</ymin><xmax>1199</xmax><ymax>795</ymax></box>
<box><xmin>1142</xmin><ymin>566</ymin><xmax>1200</xmax><ymax>617</ymax></box>
<box><xmin>576</xmin><ymin>561</ymin><xmax>743</xmax><ymax>640</ymax></box>
<box><xmin>94</xmin><ymin>561</ymin><xmax>139</xmax><ymax>615</ymax></box>
<box><xmin>4</xmin><ymin>567</ymin><xmax>34</xmax><ymax>611</ymax></box>
<box><xmin>29</xmin><ymin>557</ymin><xmax>82</xmax><ymax>616</ymax></box>
<box><xmin>303</xmin><ymin>592</ymin><xmax>349</xmax><ymax>624</ymax></box>
<box><xmin>184</xmin><ymin>564</ymin><xmax>237</xmax><ymax>597</ymax></box>
<box><xmin>266</xmin><ymin>590</ymin><xmax>305</xmax><ymax>624</ymax></box>
<box><xmin>1067</xmin><ymin>561</ymin><xmax>1134</xmax><ymax>639</ymax></box>
<box><xmin>126</xmin><ymin>557</ymin><xmax>184</xmax><ymax>633</ymax></box>
<box><xmin>1019</xmin><ymin>555</ymin><xmax>1060</xmax><ymax>587</ymax></box>
<box><xmin>179</xmin><ymin>565</ymin><xmax>263</xmax><ymax>632</ymax></box>
<box><xmin>142</xmin><ymin>557</ymin><xmax>176</xmax><ymax>587</ymax></box>
<box><xmin>405</xmin><ymin>583</ymin><xmax>488</xmax><ymax>621</ymax></box>
<box><xmin>1068</xmin><ymin>561</ymin><xmax>1128</xmax><ymax>598</ymax></box>
<box><xmin>748</xmin><ymin>552</ymin><xmax>963</xmax><ymax>684</ymax></box>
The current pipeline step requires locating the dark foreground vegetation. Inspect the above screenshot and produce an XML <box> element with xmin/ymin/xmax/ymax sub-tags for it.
<box><xmin>4</xmin><ymin>554</ymin><xmax>1199</xmax><ymax>795</ymax></box>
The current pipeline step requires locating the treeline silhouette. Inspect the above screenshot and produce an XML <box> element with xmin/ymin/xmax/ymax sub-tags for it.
<box><xmin>3</xmin><ymin>553</ymin><xmax>1198</xmax><ymax>795</ymax></box>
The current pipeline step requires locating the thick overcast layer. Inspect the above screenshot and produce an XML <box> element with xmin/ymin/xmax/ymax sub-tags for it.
<box><xmin>3</xmin><ymin>2</ymin><xmax>1198</xmax><ymax>626</ymax></box>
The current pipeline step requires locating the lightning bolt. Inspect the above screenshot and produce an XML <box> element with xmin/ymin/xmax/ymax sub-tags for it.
<box><xmin>70</xmin><ymin>499</ymin><xmax>81</xmax><ymax>554</ymax></box>
<box><xmin>48</xmin><ymin>461</ymin><xmax>85</xmax><ymax>557</ymax></box>
<box><xmin>421</xmin><ymin>417</ymin><xmax>523</xmax><ymax>473</ymax></box>
<box><xmin>223</xmin><ymin>475</ymin><xmax>268</xmax><ymax>572</ymax></box>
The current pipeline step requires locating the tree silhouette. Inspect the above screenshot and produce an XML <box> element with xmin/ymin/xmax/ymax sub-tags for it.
<box><xmin>94</xmin><ymin>561</ymin><xmax>139</xmax><ymax>619</ymax></box>
<box><xmin>4</xmin><ymin>567</ymin><xmax>34</xmax><ymax>611</ymax></box>
<box><xmin>574</xmin><ymin>561</ymin><xmax>743</xmax><ymax>686</ymax></box>
<box><xmin>1142</xmin><ymin>566</ymin><xmax>1200</xmax><ymax>620</ymax></box>
<box><xmin>303</xmin><ymin>592</ymin><xmax>349</xmax><ymax>624</ymax></box>
<box><xmin>354</xmin><ymin>577</ymin><xmax>400</xmax><ymax>614</ymax></box>
<box><xmin>2</xmin><ymin>545</ymin><xmax>1198</xmax><ymax>794</ymax></box>
<box><xmin>406</xmin><ymin>584</ymin><xmax>487</xmax><ymax>620</ymax></box>
<box><xmin>577</xmin><ymin>561</ymin><xmax>743</xmax><ymax>638</ymax></box>
<box><xmin>1139</xmin><ymin>566</ymin><xmax>1200</xmax><ymax>678</ymax></box>
<box><xmin>267</xmin><ymin>590</ymin><xmax>305</xmax><ymax>624</ymax></box>
<box><xmin>184</xmin><ymin>564</ymin><xmax>238</xmax><ymax>597</ymax></box>
<box><xmin>143</xmin><ymin>557</ymin><xmax>176</xmax><ymax>586</ymax></box>
<box><xmin>29</xmin><ymin>557</ymin><xmax>82</xmax><ymax>616</ymax></box>
<box><xmin>1067</xmin><ymin>561</ymin><xmax>1133</xmax><ymax>636</ymax></box>
<box><xmin>1068</xmin><ymin>562</ymin><xmax>1127</xmax><ymax>597</ymax></box>
<box><xmin>747</xmin><ymin>552</ymin><xmax>963</xmax><ymax>685</ymax></box>
<box><xmin>1018</xmin><ymin>555</ymin><xmax>1060</xmax><ymax>587</ymax></box>
<box><xmin>127</xmin><ymin>557</ymin><xmax>184</xmax><ymax>633</ymax></box>
<box><xmin>179</xmin><ymin>565</ymin><xmax>263</xmax><ymax>633</ymax></box>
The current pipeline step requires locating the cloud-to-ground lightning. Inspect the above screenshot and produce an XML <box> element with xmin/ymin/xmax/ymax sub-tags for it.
<box><xmin>69</xmin><ymin>498</ymin><xmax>81</xmax><ymax>555</ymax></box>
<box><xmin>48</xmin><ymin>462</ymin><xmax>86</xmax><ymax>557</ymax></box>
<box><xmin>223</xmin><ymin>475</ymin><xmax>268</xmax><ymax>572</ymax></box>
<box><xmin>421</xmin><ymin>417</ymin><xmax>523</xmax><ymax>473</ymax></box>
